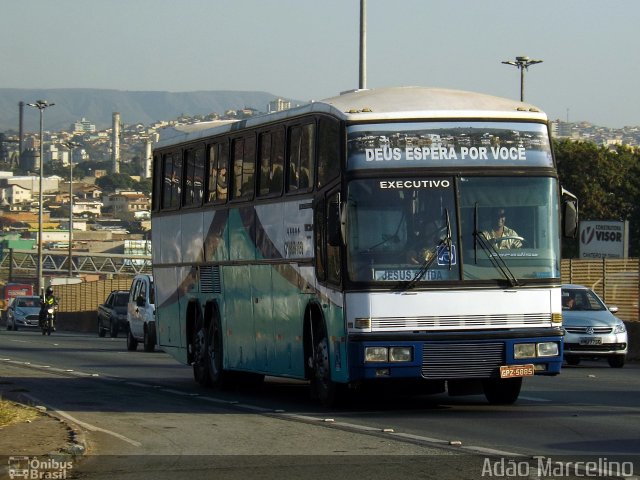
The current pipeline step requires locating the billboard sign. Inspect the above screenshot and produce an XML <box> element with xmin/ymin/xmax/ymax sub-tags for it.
<box><xmin>579</xmin><ymin>220</ymin><xmax>628</xmax><ymax>259</ymax></box>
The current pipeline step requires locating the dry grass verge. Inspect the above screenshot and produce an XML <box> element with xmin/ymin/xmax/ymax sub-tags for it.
<box><xmin>0</xmin><ymin>398</ymin><xmax>38</xmax><ymax>428</ymax></box>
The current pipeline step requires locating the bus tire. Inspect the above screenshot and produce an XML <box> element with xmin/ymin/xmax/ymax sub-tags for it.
<box><xmin>205</xmin><ymin>318</ymin><xmax>225</xmax><ymax>386</ymax></box>
<box><xmin>311</xmin><ymin>326</ymin><xmax>341</xmax><ymax>408</ymax></box>
<box><xmin>192</xmin><ymin>314</ymin><xmax>211</xmax><ymax>386</ymax></box>
<box><xmin>482</xmin><ymin>377</ymin><xmax>522</xmax><ymax>405</ymax></box>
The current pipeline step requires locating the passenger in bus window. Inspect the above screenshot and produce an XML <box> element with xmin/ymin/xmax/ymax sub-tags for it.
<box><xmin>482</xmin><ymin>208</ymin><xmax>523</xmax><ymax>249</ymax></box>
<box><xmin>217</xmin><ymin>166</ymin><xmax>228</xmax><ymax>201</ymax></box>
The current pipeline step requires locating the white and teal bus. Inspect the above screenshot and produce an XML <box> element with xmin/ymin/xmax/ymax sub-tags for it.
<box><xmin>151</xmin><ymin>87</ymin><xmax>578</xmax><ymax>406</ymax></box>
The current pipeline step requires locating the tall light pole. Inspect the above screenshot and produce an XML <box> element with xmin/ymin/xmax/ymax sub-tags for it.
<box><xmin>359</xmin><ymin>0</ymin><xmax>367</xmax><ymax>89</ymax></box>
<box><xmin>27</xmin><ymin>100</ymin><xmax>55</xmax><ymax>295</ymax></box>
<box><xmin>64</xmin><ymin>141</ymin><xmax>80</xmax><ymax>278</ymax></box>
<box><xmin>501</xmin><ymin>56</ymin><xmax>543</xmax><ymax>102</ymax></box>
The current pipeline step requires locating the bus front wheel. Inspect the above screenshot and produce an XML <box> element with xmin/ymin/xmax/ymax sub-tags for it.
<box><xmin>482</xmin><ymin>377</ymin><xmax>522</xmax><ymax>405</ymax></box>
<box><xmin>311</xmin><ymin>333</ymin><xmax>341</xmax><ymax>407</ymax></box>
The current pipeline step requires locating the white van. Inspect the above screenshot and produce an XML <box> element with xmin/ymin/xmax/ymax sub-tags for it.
<box><xmin>126</xmin><ymin>274</ymin><xmax>156</xmax><ymax>352</ymax></box>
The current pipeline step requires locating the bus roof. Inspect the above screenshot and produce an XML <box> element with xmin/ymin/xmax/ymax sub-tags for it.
<box><xmin>155</xmin><ymin>86</ymin><xmax>548</xmax><ymax>149</ymax></box>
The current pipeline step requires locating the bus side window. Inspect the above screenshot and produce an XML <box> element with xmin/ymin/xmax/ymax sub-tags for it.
<box><xmin>184</xmin><ymin>147</ymin><xmax>204</xmax><ymax>207</ymax></box>
<box><xmin>152</xmin><ymin>154</ymin><xmax>162</xmax><ymax>211</ymax></box>
<box><xmin>232</xmin><ymin>135</ymin><xmax>255</xmax><ymax>200</ymax></box>
<box><xmin>287</xmin><ymin>123</ymin><xmax>315</xmax><ymax>193</ymax></box>
<box><xmin>172</xmin><ymin>152</ymin><xmax>183</xmax><ymax>208</ymax></box>
<box><xmin>162</xmin><ymin>152</ymin><xmax>181</xmax><ymax>209</ymax></box>
<box><xmin>208</xmin><ymin>142</ymin><xmax>229</xmax><ymax>204</ymax></box>
<box><xmin>317</xmin><ymin>117</ymin><xmax>340</xmax><ymax>189</ymax></box>
<box><xmin>258</xmin><ymin>129</ymin><xmax>285</xmax><ymax>197</ymax></box>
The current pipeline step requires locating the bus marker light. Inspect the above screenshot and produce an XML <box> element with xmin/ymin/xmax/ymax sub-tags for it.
<box><xmin>355</xmin><ymin>317</ymin><xmax>371</xmax><ymax>329</ymax></box>
<box><xmin>375</xmin><ymin>368</ymin><xmax>390</xmax><ymax>377</ymax></box>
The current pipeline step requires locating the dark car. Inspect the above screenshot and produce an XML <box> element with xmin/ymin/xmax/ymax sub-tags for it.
<box><xmin>97</xmin><ymin>290</ymin><xmax>129</xmax><ymax>338</ymax></box>
<box><xmin>562</xmin><ymin>284</ymin><xmax>628</xmax><ymax>368</ymax></box>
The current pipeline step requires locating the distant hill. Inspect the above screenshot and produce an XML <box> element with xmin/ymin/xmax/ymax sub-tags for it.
<box><xmin>0</xmin><ymin>89</ymin><xmax>300</xmax><ymax>132</ymax></box>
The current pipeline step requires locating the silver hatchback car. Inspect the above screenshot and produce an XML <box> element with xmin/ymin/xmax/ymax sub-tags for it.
<box><xmin>561</xmin><ymin>284</ymin><xmax>628</xmax><ymax>368</ymax></box>
<box><xmin>6</xmin><ymin>295</ymin><xmax>42</xmax><ymax>330</ymax></box>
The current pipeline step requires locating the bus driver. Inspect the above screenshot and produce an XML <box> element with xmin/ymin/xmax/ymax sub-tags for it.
<box><xmin>482</xmin><ymin>208</ymin><xmax>523</xmax><ymax>249</ymax></box>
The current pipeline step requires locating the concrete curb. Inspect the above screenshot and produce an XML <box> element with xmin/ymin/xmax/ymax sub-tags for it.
<box><xmin>10</xmin><ymin>391</ymin><xmax>87</xmax><ymax>460</ymax></box>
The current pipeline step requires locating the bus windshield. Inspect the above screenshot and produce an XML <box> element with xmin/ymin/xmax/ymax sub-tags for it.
<box><xmin>345</xmin><ymin>176</ymin><xmax>560</xmax><ymax>283</ymax></box>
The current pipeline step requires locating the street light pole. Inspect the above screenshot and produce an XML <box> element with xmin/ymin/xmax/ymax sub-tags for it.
<box><xmin>64</xmin><ymin>141</ymin><xmax>80</xmax><ymax>278</ymax></box>
<box><xmin>27</xmin><ymin>100</ymin><xmax>55</xmax><ymax>296</ymax></box>
<box><xmin>359</xmin><ymin>0</ymin><xmax>367</xmax><ymax>89</ymax></box>
<box><xmin>501</xmin><ymin>56</ymin><xmax>543</xmax><ymax>101</ymax></box>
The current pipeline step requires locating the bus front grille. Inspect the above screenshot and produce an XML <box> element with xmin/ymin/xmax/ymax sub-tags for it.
<box><xmin>372</xmin><ymin>314</ymin><xmax>550</xmax><ymax>331</ymax></box>
<box><xmin>421</xmin><ymin>342</ymin><xmax>504</xmax><ymax>379</ymax></box>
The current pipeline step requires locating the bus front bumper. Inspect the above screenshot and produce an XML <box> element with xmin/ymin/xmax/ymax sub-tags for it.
<box><xmin>347</xmin><ymin>329</ymin><xmax>564</xmax><ymax>381</ymax></box>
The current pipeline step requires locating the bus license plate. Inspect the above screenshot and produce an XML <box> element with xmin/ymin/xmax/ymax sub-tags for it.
<box><xmin>579</xmin><ymin>337</ymin><xmax>602</xmax><ymax>345</ymax></box>
<box><xmin>499</xmin><ymin>364</ymin><xmax>534</xmax><ymax>379</ymax></box>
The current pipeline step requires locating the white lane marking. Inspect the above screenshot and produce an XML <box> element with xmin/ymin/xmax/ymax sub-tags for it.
<box><xmin>519</xmin><ymin>396</ymin><xmax>552</xmax><ymax>402</ymax></box>
<box><xmin>20</xmin><ymin>392</ymin><xmax>142</xmax><ymax>448</ymax></box>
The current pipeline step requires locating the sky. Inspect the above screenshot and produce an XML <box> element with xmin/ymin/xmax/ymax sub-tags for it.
<box><xmin>1</xmin><ymin>0</ymin><xmax>638</xmax><ymax>128</ymax></box>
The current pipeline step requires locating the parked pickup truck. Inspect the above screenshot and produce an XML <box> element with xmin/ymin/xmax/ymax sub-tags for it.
<box><xmin>97</xmin><ymin>290</ymin><xmax>129</xmax><ymax>338</ymax></box>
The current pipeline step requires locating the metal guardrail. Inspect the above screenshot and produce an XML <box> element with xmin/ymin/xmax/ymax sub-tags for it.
<box><xmin>0</xmin><ymin>248</ymin><xmax>152</xmax><ymax>277</ymax></box>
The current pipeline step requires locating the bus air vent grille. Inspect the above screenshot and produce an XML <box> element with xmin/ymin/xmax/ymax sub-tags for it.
<box><xmin>421</xmin><ymin>342</ymin><xmax>503</xmax><ymax>379</ymax></box>
<box><xmin>200</xmin><ymin>265</ymin><xmax>221</xmax><ymax>294</ymax></box>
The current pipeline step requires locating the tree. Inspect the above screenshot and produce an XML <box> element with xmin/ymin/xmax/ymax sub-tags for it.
<box><xmin>554</xmin><ymin>139</ymin><xmax>640</xmax><ymax>257</ymax></box>
<box><xmin>95</xmin><ymin>173</ymin><xmax>135</xmax><ymax>192</ymax></box>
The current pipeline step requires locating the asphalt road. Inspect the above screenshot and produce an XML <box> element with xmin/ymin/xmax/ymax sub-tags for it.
<box><xmin>1</xmin><ymin>330</ymin><xmax>639</xmax><ymax>479</ymax></box>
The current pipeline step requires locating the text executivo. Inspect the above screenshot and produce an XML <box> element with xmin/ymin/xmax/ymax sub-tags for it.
<box><xmin>380</xmin><ymin>179</ymin><xmax>450</xmax><ymax>189</ymax></box>
<box><xmin>365</xmin><ymin>146</ymin><xmax>527</xmax><ymax>162</ymax></box>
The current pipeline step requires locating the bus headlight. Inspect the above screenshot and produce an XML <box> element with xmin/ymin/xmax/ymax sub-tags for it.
<box><xmin>389</xmin><ymin>347</ymin><xmax>413</xmax><ymax>362</ymax></box>
<box><xmin>514</xmin><ymin>342</ymin><xmax>559</xmax><ymax>359</ymax></box>
<box><xmin>537</xmin><ymin>342</ymin><xmax>559</xmax><ymax>357</ymax></box>
<box><xmin>514</xmin><ymin>343</ymin><xmax>536</xmax><ymax>359</ymax></box>
<box><xmin>365</xmin><ymin>347</ymin><xmax>388</xmax><ymax>362</ymax></box>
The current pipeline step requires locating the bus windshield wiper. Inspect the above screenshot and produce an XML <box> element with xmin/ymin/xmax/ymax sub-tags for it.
<box><xmin>363</xmin><ymin>211</ymin><xmax>405</xmax><ymax>252</ymax></box>
<box><xmin>399</xmin><ymin>209</ymin><xmax>453</xmax><ymax>291</ymax></box>
<box><xmin>473</xmin><ymin>203</ymin><xmax>520</xmax><ymax>287</ymax></box>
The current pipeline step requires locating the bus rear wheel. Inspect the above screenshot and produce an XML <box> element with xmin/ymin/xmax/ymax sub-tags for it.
<box><xmin>192</xmin><ymin>321</ymin><xmax>209</xmax><ymax>386</ymax></box>
<box><xmin>205</xmin><ymin>319</ymin><xmax>225</xmax><ymax>386</ymax></box>
<box><xmin>193</xmin><ymin>318</ymin><xmax>224</xmax><ymax>387</ymax></box>
<box><xmin>482</xmin><ymin>377</ymin><xmax>522</xmax><ymax>405</ymax></box>
<box><xmin>311</xmin><ymin>333</ymin><xmax>341</xmax><ymax>407</ymax></box>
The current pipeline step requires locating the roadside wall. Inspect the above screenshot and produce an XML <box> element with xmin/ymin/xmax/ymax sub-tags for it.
<box><xmin>56</xmin><ymin>277</ymin><xmax>132</xmax><ymax>333</ymax></box>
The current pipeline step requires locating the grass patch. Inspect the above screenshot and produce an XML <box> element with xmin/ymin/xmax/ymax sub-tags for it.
<box><xmin>0</xmin><ymin>398</ymin><xmax>38</xmax><ymax>428</ymax></box>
